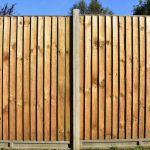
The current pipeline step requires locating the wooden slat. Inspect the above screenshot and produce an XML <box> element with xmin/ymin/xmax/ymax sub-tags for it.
<box><xmin>119</xmin><ymin>16</ymin><xmax>125</xmax><ymax>139</ymax></box>
<box><xmin>3</xmin><ymin>16</ymin><xmax>10</xmax><ymax>140</ymax></box>
<box><xmin>132</xmin><ymin>16</ymin><xmax>139</xmax><ymax>139</ymax></box>
<box><xmin>146</xmin><ymin>16</ymin><xmax>150</xmax><ymax>138</ymax></box>
<box><xmin>9</xmin><ymin>16</ymin><xmax>17</xmax><ymax>140</ymax></box>
<box><xmin>44</xmin><ymin>16</ymin><xmax>51</xmax><ymax>141</ymax></box>
<box><xmin>92</xmin><ymin>16</ymin><xmax>98</xmax><ymax>140</ymax></box>
<box><xmin>79</xmin><ymin>16</ymin><xmax>84</xmax><ymax>140</ymax></box>
<box><xmin>17</xmin><ymin>17</ymin><xmax>23</xmax><ymax>140</ymax></box>
<box><xmin>126</xmin><ymin>16</ymin><xmax>132</xmax><ymax>139</ymax></box>
<box><xmin>84</xmin><ymin>16</ymin><xmax>91</xmax><ymax>140</ymax></box>
<box><xmin>37</xmin><ymin>16</ymin><xmax>44</xmax><ymax>141</ymax></box>
<box><xmin>139</xmin><ymin>16</ymin><xmax>145</xmax><ymax>138</ymax></box>
<box><xmin>65</xmin><ymin>16</ymin><xmax>70</xmax><ymax>141</ymax></box>
<box><xmin>0</xmin><ymin>17</ymin><xmax>3</xmax><ymax>140</ymax></box>
<box><xmin>30</xmin><ymin>16</ymin><xmax>37</xmax><ymax>140</ymax></box>
<box><xmin>58</xmin><ymin>16</ymin><xmax>65</xmax><ymax>141</ymax></box>
<box><xmin>99</xmin><ymin>16</ymin><xmax>105</xmax><ymax>140</ymax></box>
<box><xmin>23</xmin><ymin>16</ymin><xmax>30</xmax><ymax>140</ymax></box>
<box><xmin>112</xmin><ymin>16</ymin><xmax>118</xmax><ymax>139</ymax></box>
<box><xmin>105</xmin><ymin>16</ymin><xmax>111</xmax><ymax>139</ymax></box>
<box><xmin>51</xmin><ymin>16</ymin><xmax>57</xmax><ymax>141</ymax></box>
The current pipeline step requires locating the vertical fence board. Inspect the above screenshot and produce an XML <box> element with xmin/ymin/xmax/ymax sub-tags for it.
<box><xmin>139</xmin><ymin>16</ymin><xmax>145</xmax><ymax>138</ymax></box>
<box><xmin>119</xmin><ymin>16</ymin><xmax>125</xmax><ymax>139</ymax></box>
<box><xmin>105</xmin><ymin>16</ymin><xmax>111</xmax><ymax>140</ymax></box>
<box><xmin>30</xmin><ymin>16</ymin><xmax>37</xmax><ymax>140</ymax></box>
<box><xmin>58</xmin><ymin>17</ymin><xmax>65</xmax><ymax>141</ymax></box>
<box><xmin>17</xmin><ymin>17</ymin><xmax>23</xmax><ymax>140</ymax></box>
<box><xmin>146</xmin><ymin>16</ymin><xmax>150</xmax><ymax>138</ymax></box>
<box><xmin>51</xmin><ymin>16</ymin><xmax>57</xmax><ymax>141</ymax></box>
<box><xmin>92</xmin><ymin>16</ymin><xmax>98</xmax><ymax>140</ymax></box>
<box><xmin>0</xmin><ymin>17</ymin><xmax>3</xmax><ymax>140</ymax></box>
<box><xmin>23</xmin><ymin>16</ymin><xmax>30</xmax><ymax>140</ymax></box>
<box><xmin>9</xmin><ymin>17</ymin><xmax>17</xmax><ymax>140</ymax></box>
<box><xmin>99</xmin><ymin>16</ymin><xmax>105</xmax><ymax>140</ymax></box>
<box><xmin>85</xmin><ymin>16</ymin><xmax>91</xmax><ymax>140</ymax></box>
<box><xmin>3</xmin><ymin>17</ymin><xmax>10</xmax><ymax>140</ymax></box>
<box><xmin>126</xmin><ymin>16</ymin><xmax>132</xmax><ymax>139</ymax></box>
<box><xmin>112</xmin><ymin>16</ymin><xmax>118</xmax><ymax>139</ymax></box>
<box><xmin>65</xmin><ymin>16</ymin><xmax>70</xmax><ymax>141</ymax></box>
<box><xmin>132</xmin><ymin>16</ymin><xmax>139</xmax><ymax>139</ymax></box>
<box><xmin>37</xmin><ymin>16</ymin><xmax>44</xmax><ymax>141</ymax></box>
<box><xmin>44</xmin><ymin>16</ymin><xmax>51</xmax><ymax>141</ymax></box>
<box><xmin>79</xmin><ymin>16</ymin><xmax>84</xmax><ymax>140</ymax></box>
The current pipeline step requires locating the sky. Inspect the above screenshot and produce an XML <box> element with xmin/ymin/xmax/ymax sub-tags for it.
<box><xmin>1</xmin><ymin>0</ymin><xmax>140</xmax><ymax>16</ymax></box>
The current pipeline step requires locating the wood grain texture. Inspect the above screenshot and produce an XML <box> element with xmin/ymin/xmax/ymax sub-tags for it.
<box><xmin>65</xmin><ymin>16</ymin><xmax>70</xmax><ymax>141</ymax></box>
<box><xmin>17</xmin><ymin>17</ymin><xmax>23</xmax><ymax>140</ymax></box>
<box><xmin>112</xmin><ymin>16</ymin><xmax>118</xmax><ymax>139</ymax></box>
<box><xmin>99</xmin><ymin>16</ymin><xmax>105</xmax><ymax>140</ymax></box>
<box><xmin>126</xmin><ymin>16</ymin><xmax>132</xmax><ymax>139</ymax></box>
<box><xmin>9</xmin><ymin>16</ymin><xmax>17</xmax><ymax>140</ymax></box>
<box><xmin>51</xmin><ymin>16</ymin><xmax>57</xmax><ymax>141</ymax></box>
<box><xmin>30</xmin><ymin>16</ymin><xmax>37</xmax><ymax>140</ymax></box>
<box><xmin>37</xmin><ymin>16</ymin><xmax>44</xmax><ymax>141</ymax></box>
<box><xmin>146</xmin><ymin>16</ymin><xmax>150</xmax><ymax>138</ymax></box>
<box><xmin>92</xmin><ymin>16</ymin><xmax>98</xmax><ymax>140</ymax></box>
<box><xmin>3</xmin><ymin>17</ymin><xmax>10</xmax><ymax>140</ymax></box>
<box><xmin>44</xmin><ymin>16</ymin><xmax>51</xmax><ymax>141</ymax></box>
<box><xmin>84</xmin><ymin>16</ymin><xmax>91</xmax><ymax>140</ymax></box>
<box><xmin>105</xmin><ymin>16</ymin><xmax>111</xmax><ymax>140</ymax></box>
<box><xmin>58</xmin><ymin>17</ymin><xmax>65</xmax><ymax>141</ymax></box>
<box><xmin>79</xmin><ymin>16</ymin><xmax>84</xmax><ymax>140</ymax></box>
<box><xmin>0</xmin><ymin>17</ymin><xmax>3</xmax><ymax>140</ymax></box>
<box><xmin>132</xmin><ymin>16</ymin><xmax>139</xmax><ymax>139</ymax></box>
<box><xmin>119</xmin><ymin>16</ymin><xmax>125</xmax><ymax>139</ymax></box>
<box><xmin>23</xmin><ymin>16</ymin><xmax>30</xmax><ymax>140</ymax></box>
<box><xmin>139</xmin><ymin>16</ymin><xmax>145</xmax><ymax>138</ymax></box>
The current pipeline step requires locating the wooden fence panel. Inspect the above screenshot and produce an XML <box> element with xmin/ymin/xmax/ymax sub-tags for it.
<box><xmin>44</xmin><ymin>16</ymin><xmax>51</xmax><ymax>141</ymax></box>
<box><xmin>132</xmin><ymin>16</ymin><xmax>139</xmax><ymax>139</ymax></box>
<box><xmin>51</xmin><ymin>16</ymin><xmax>57</xmax><ymax>141</ymax></box>
<box><xmin>9</xmin><ymin>16</ymin><xmax>17</xmax><ymax>140</ymax></box>
<box><xmin>30</xmin><ymin>16</ymin><xmax>37</xmax><ymax>141</ymax></box>
<box><xmin>84</xmin><ymin>16</ymin><xmax>91</xmax><ymax>140</ymax></box>
<box><xmin>112</xmin><ymin>16</ymin><xmax>118</xmax><ymax>139</ymax></box>
<box><xmin>139</xmin><ymin>16</ymin><xmax>145</xmax><ymax>138</ymax></box>
<box><xmin>17</xmin><ymin>17</ymin><xmax>23</xmax><ymax>140</ymax></box>
<box><xmin>37</xmin><ymin>16</ymin><xmax>44</xmax><ymax>141</ymax></box>
<box><xmin>0</xmin><ymin>17</ymin><xmax>3</xmax><ymax>140</ymax></box>
<box><xmin>79</xmin><ymin>15</ymin><xmax>84</xmax><ymax>140</ymax></box>
<box><xmin>105</xmin><ymin>16</ymin><xmax>111</xmax><ymax>140</ymax></box>
<box><xmin>58</xmin><ymin>17</ymin><xmax>65</xmax><ymax>141</ymax></box>
<box><xmin>146</xmin><ymin>16</ymin><xmax>150</xmax><ymax>138</ymax></box>
<box><xmin>119</xmin><ymin>16</ymin><xmax>125</xmax><ymax>139</ymax></box>
<box><xmin>23</xmin><ymin>16</ymin><xmax>30</xmax><ymax>140</ymax></box>
<box><xmin>92</xmin><ymin>16</ymin><xmax>98</xmax><ymax>140</ymax></box>
<box><xmin>65</xmin><ymin>16</ymin><xmax>70</xmax><ymax>141</ymax></box>
<box><xmin>99</xmin><ymin>16</ymin><xmax>105</xmax><ymax>140</ymax></box>
<box><xmin>3</xmin><ymin>17</ymin><xmax>10</xmax><ymax>140</ymax></box>
<box><xmin>126</xmin><ymin>16</ymin><xmax>132</xmax><ymax>139</ymax></box>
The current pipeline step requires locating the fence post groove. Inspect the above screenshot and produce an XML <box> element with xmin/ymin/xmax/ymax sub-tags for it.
<box><xmin>73</xmin><ymin>9</ymin><xmax>80</xmax><ymax>150</ymax></box>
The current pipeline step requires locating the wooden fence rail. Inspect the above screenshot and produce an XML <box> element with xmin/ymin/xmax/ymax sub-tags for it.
<box><xmin>0</xmin><ymin>16</ymin><xmax>71</xmax><ymax>141</ymax></box>
<box><xmin>79</xmin><ymin>15</ymin><xmax>150</xmax><ymax>140</ymax></box>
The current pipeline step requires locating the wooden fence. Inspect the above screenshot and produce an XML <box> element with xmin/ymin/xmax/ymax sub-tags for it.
<box><xmin>79</xmin><ymin>15</ymin><xmax>150</xmax><ymax>140</ymax></box>
<box><xmin>0</xmin><ymin>16</ymin><xmax>71</xmax><ymax>141</ymax></box>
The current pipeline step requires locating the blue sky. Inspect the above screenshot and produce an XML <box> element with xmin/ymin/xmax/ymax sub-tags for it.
<box><xmin>1</xmin><ymin>0</ymin><xmax>140</xmax><ymax>15</ymax></box>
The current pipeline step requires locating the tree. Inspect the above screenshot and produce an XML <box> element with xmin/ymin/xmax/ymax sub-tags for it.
<box><xmin>132</xmin><ymin>0</ymin><xmax>150</xmax><ymax>15</ymax></box>
<box><xmin>0</xmin><ymin>3</ymin><xmax>18</xmax><ymax>15</ymax></box>
<box><xmin>68</xmin><ymin>0</ymin><xmax>114</xmax><ymax>15</ymax></box>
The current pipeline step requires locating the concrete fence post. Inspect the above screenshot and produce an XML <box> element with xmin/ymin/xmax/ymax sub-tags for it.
<box><xmin>73</xmin><ymin>9</ymin><xmax>80</xmax><ymax>150</ymax></box>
